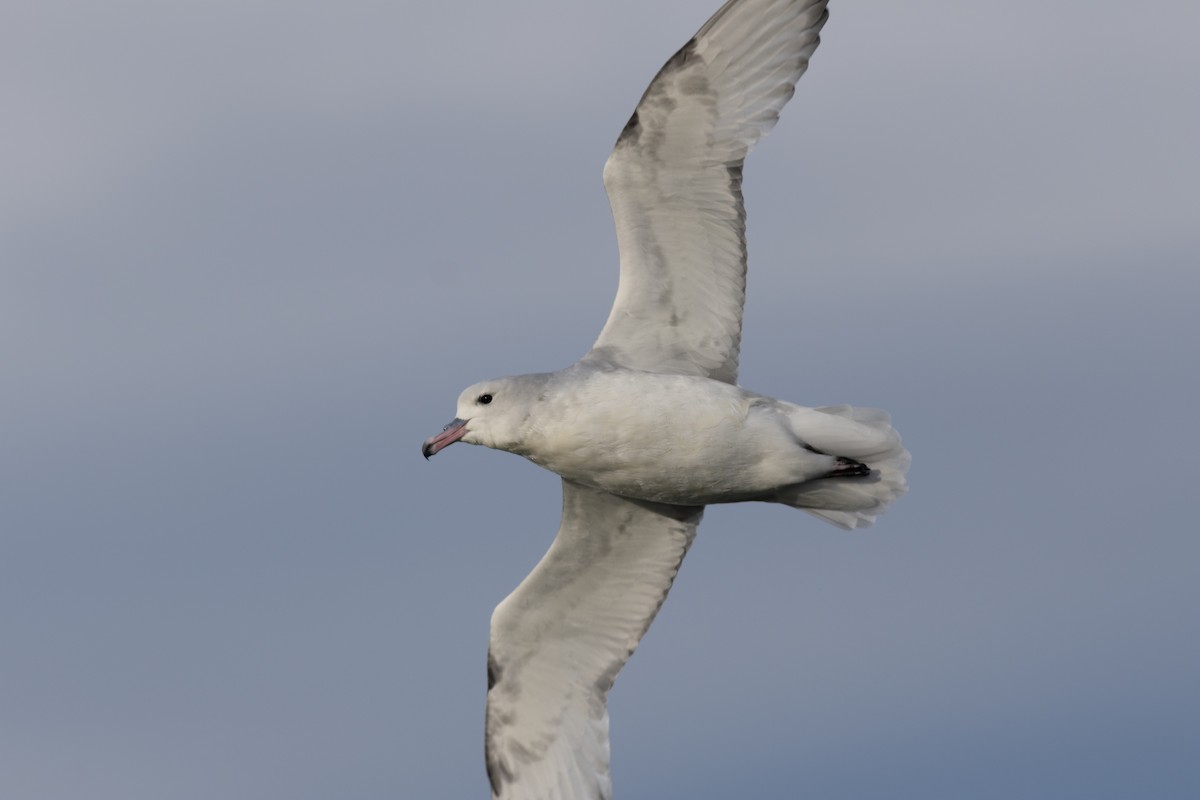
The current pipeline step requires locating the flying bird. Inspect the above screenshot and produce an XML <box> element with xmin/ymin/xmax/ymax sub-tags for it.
<box><xmin>422</xmin><ymin>0</ymin><xmax>909</xmax><ymax>797</ymax></box>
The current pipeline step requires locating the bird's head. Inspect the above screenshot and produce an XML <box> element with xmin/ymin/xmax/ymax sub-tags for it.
<box><xmin>422</xmin><ymin>375</ymin><xmax>548</xmax><ymax>459</ymax></box>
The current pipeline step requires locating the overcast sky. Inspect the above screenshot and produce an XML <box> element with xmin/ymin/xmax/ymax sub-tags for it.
<box><xmin>4</xmin><ymin>1</ymin><xmax>1199</xmax><ymax>798</ymax></box>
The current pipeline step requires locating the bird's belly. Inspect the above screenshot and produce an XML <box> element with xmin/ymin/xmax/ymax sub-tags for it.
<box><xmin>529</xmin><ymin>401</ymin><xmax>813</xmax><ymax>505</ymax></box>
<box><xmin>578</xmin><ymin>456</ymin><xmax>781</xmax><ymax>506</ymax></box>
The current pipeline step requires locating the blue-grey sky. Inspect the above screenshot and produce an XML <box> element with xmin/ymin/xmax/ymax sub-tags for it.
<box><xmin>4</xmin><ymin>1</ymin><xmax>1198</xmax><ymax>798</ymax></box>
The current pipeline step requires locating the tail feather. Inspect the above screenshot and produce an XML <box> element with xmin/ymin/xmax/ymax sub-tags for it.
<box><xmin>776</xmin><ymin>404</ymin><xmax>910</xmax><ymax>530</ymax></box>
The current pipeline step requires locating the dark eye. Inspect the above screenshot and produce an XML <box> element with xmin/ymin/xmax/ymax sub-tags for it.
<box><xmin>477</xmin><ymin>393</ymin><xmax>493</xmax><ymax>405</ymax></box>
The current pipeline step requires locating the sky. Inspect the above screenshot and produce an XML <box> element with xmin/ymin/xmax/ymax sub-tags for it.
<box><xmin>3</xmin><ymin>1</ymin><xmax>1199</xmax><ymax>798</ymax></box>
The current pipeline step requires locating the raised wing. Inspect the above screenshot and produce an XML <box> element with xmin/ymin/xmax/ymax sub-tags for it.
<box><xmin>588</xmin><ymin>0</ymin><xmax>828</xmax><ymax>384</ymax></box>
<box><xmin>485</xmin><ymin>481</ymin><xmax>702</xmax><ymax>799</ymax></box>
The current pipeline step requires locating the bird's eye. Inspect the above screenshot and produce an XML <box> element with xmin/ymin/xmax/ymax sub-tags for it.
<box><xmin>477</xmin><ymin>393</ymin><xmax>493</xmax><ymax>405</ymax></box>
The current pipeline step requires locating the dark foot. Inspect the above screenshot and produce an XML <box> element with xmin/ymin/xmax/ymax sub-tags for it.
<box><xmin>829</xmin><ymin>457</ymin><xmax>871</xmax><ymax>478</ymax></box>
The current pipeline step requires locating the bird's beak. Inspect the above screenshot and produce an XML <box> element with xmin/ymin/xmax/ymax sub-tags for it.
<box><xmin>422</xmin><ymin>418</ymin><xmax>468</xmax><ymax>459</ymax></box>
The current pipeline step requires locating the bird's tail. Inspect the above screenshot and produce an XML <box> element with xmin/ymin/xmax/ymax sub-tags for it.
<box><xmin>773</xmin><ymin>404</ymin><xmax>910</xmax><ymax>530</ymax></box>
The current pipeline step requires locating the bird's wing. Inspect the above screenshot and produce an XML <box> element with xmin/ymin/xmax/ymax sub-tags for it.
<box><xmin>587</xmin><ymin>0</ymin><xmax>828</xmax><ymax>384</ymax></box>
<box><xmin>485</xmin><ymin>480</ymin><xmax>702</xmax><ymax>800</ymax></box>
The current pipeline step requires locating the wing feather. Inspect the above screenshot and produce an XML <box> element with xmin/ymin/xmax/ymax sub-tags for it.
<box><xmin>589</xmin><ymin>0</ymin><xmax>828</xmax><ymax>383</ymax></box>
<box><xmin>485</xmin><ymin>481</ymin><xmax>702</xmax><ymax>799</ymax></box>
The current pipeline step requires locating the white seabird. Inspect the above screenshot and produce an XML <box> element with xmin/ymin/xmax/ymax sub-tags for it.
<box><xmin>422</xmin><ymin>1</ymin><xmax>910</xmax><ymax>797</ymax></box>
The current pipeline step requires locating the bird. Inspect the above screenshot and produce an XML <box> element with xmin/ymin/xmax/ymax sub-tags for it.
<box><xmin>422</xmin><ymin>1</ymin><xmax>909</xmax><ymax>797</ymax></box>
